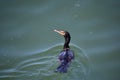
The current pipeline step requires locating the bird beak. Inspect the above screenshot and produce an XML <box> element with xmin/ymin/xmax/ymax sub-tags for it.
<box><xmin>54</xmin><ymin>29</ymin><xmax>65</xmax><ymax>36</ymax></box>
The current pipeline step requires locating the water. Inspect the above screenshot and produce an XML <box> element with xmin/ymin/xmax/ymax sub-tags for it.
<box><xmin>0</xmin><ymin>0</ymin><xmax>120</xmax><ymax>80</ymax></box>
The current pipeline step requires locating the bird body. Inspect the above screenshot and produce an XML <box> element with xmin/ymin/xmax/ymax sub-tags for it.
<box><xmin>58</xmin><ymin>49</ymin><xmax>74</xmax><ymax>63</ymax></box>
<box><xmin>54</xmin><ymin>30</ymin><xmax>74</xmax><ymax>73</ymax></box>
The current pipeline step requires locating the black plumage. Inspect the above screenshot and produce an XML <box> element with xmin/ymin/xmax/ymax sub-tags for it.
<box><xmin>54</xmin><ymin>30</ymin><xmax>74</xmax><ymax>73</ymax></box>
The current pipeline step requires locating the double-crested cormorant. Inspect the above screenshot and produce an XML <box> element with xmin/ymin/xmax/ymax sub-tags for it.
<box><xmin>54</xmin><ymin>29</ymin><xmax>74</xmax><ymax>73</ymax></box>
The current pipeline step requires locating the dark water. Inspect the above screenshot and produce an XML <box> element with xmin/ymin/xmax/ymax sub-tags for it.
<box><xmin>0</xmin><ymin>0</ymin><xmax>120</xmax><ymax>80</ymax></box>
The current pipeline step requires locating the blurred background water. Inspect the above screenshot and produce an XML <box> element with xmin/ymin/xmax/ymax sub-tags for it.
<box><xmin>0</xmin><ymin>0</ymin><xmax>120</xmax><ymax>80</ymax></box>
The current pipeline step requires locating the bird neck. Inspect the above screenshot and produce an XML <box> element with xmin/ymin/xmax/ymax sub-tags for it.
<box><xmin>63</xmin><ymin>35</ymin><xmax>71</xmax><ymax>49</ymax></box>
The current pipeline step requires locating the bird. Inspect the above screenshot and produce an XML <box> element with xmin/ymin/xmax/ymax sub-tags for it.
<box><xmin>54</xmin><ymin>29</ymin><xmax>74</xmax><ymax>73</ymax></box>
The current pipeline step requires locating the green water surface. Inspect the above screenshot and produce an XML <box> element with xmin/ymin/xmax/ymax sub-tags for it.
<box><xmin>0</xmin><ymin>0</ymin><xmax>120</xmax><ymax>80</ymax></box>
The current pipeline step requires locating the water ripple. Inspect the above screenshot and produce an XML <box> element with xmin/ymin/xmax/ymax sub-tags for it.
<box><xmin>0</xmin><ymin>43</ymin><xmax>90</xmax><ymax>80</ymax></box>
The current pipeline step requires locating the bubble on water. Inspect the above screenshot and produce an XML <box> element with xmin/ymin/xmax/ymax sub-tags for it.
<box><xmin>89</xmin><ymin>32</ymin><xmax>93</xmax><ymax>34</ymax></box>
<box><xmin>74</xmin><ymin>14</ymin><xmax>79</xmax><ymax>18</ymax></box>
<box><xmin>75</xmin><ymin>3</ymin><xmax>80</xmax><ymax>7</ymax></box>
<box><xmin>10</xmin><ymin>37</ymin><xmax>14</xmax><ymax>40</ymax></box>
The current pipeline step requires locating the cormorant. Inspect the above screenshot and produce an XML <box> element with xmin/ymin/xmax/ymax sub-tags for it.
<box><xmin>54</xmin><ymin>29</ymin><xmax>74</xmax><ymax>73</ymax></box>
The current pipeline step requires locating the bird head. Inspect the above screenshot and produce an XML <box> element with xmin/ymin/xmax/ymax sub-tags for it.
<box><xmin>54</xmin><ymin>29</ymin><xmax>66</xmax><ymax>36</ymax></box>
<box><xmin>54</xmin><ymin>29</ymin><xmax>71</xmax><ymax>49</ymax></box>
